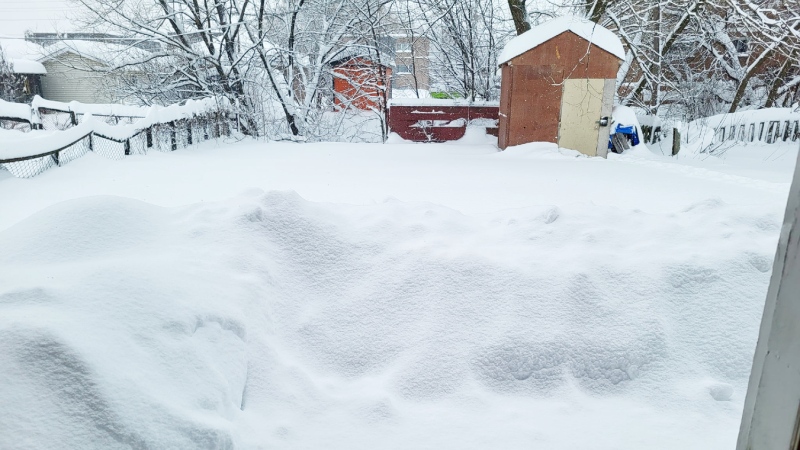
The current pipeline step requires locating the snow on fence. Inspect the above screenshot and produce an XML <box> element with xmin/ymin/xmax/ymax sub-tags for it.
<box><xmin>387</xmin><ymin>99</ymin><xmax>499</xmax><ymax>142</ymax></box>
<box><xmin>704</xmin><ymin>108</ymin><xmax>800</xmax><ymax>145</ymax></box>
<box><xmin>29</xmin><ymin>97</ymin><xmax>153</xmax><ymax>131</ymax></box>
<box><xmin>0</xmin><ymin>97</ymin><xmax>235</xmax><ymax>178</ymax></box>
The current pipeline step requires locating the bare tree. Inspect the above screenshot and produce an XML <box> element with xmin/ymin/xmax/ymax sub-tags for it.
<box><xmin>415</xmin><ymin>0</ymin><xmax>506</xmax><ymax>101</ymax></box>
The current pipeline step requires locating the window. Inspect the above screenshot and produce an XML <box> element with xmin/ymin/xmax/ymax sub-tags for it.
<box><xmin>396</xmin><ymin>41</ymin><xmax>412</xmax><ymax>53</ymax></box>
<box><xmin>396</xmin><ymin>64</ymin><xmax>413</xmax><ymax>74</ymax></box>
<box><xmin>732</xmin><ymin>39</ymin><xmax>748</xmax><ymax>55</ymax></box>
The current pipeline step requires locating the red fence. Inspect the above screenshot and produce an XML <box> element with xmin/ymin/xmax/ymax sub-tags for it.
<box><xmin>387</xmin><ymin>103</ymin><xmax>499</xmax><ymax>142</ymax></box>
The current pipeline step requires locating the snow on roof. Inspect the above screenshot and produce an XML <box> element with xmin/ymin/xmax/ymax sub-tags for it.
<box><xmin>8</xmin><ymin>59</ymin><xmax>47</xmax><ymax>75</ymax></box>
<box><xmin>1</xmin><ymin>39</ymin><xmax>48</xmax><ymax>74</ymax></box>
<box><xmin>0</xmin><ymin>39</ymin><xmax>46</xmax><ymax>59</ymax></box>
<box><xmin>330</xmin><ymin>46</ymin><xmax>396</xmax><ymax>68</ymax></box>
<box><xmin>498</xmin><ymin>15</ymin><xmax>625</xmax><ymax>66</ymax></box>
<box><xmin>38</xmin><ymin>40</ymin><xmax>151</xmax><ymax>67</ymax></box>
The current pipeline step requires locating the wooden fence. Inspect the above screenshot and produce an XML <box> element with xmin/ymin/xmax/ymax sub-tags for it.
<box><xmin>710</xmin><ymin>109</ymin><xmax>800</xmax><ymax>144</ymax></box>
<box><xmin>387</xmin><ymin>100</ymin><xmax>499</xmax><ymax>142</ymax></box>
<box><xmin>715</xmin><ymin>120</ymin><xmax>800</xmax><ymax>144</ymax></box>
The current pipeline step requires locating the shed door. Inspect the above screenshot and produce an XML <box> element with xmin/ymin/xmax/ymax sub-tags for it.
<box><xmin>558</xmin><ymin>79</ymin><xmax>606</xmax><ymax>157</ymax></box>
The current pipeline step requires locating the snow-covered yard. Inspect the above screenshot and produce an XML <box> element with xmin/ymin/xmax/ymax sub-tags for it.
<box><xmin>0</xmin><ymin>138</ymin><xmax>795</xmax><ymax>449</ymax></box>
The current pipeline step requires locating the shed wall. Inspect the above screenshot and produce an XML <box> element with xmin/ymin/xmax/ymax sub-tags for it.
<box><xmin>498</xmin><ymin>31</ymin><xmax>621</xmax><ymax>149</ymax></box>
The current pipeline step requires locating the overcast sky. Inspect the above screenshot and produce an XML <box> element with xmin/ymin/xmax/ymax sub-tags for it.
<box><xmin>0</xmin><ymin>0</ymin><xmax>80</xmax><ymax>37</ymax></box>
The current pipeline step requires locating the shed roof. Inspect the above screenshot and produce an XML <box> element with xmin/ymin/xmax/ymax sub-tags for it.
<box><xmin>329</xmin><ymin>46</ymin><xmax>395</xmax><ymax>68</ymax></box>
<box><xmin>498</xmin><ymin>15</ymin><xmax>625</xmax><ymax>66</ymax></box>
<box><xmin>9</xmin><ymin>59</ymin><xmax>47</xmax><ymax>74</ymax></box>
<box><xmin>0</xmin><ymin>39</ymin><xmax>48</xmax><ymax>73</ymax></box>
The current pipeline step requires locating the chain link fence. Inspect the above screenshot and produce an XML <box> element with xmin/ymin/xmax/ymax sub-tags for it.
<box><xmin>1</xmin><ymin>100</ymin><xmax>234</xmax><ymax>178</ymax></box>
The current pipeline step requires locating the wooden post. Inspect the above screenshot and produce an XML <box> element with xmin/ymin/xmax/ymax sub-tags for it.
<box><xmin>124</xmin><ymin>139</ymin><xmax>131</xmax><ymax>156</ymax></box>
<box><xmin>671</xmin><ymin>128</ymin><xmax>680</xmax><ymax>156</ymax></box>
<box><xmin>170</xmin><ymin>122</ymin><xmax>177</xmax><ymax>151</ymax></box>
<box><xmin>69</xmin><ymin>111</ymin><xmax>77</xmax><ymax>126</ymax></box>
<box><xmin>737</xmin><ymin>148</ymin><xmax>800</xmax><ymax>450</ymax></box>
<box><xmin>146</xmin><ymin>128</ymin><xmax>153</xmax><ymax>148</ymax></box>
<box><xmin>642</xmin><ymin>125</ymin><xmax>652</xmax><ymax>143</ymax></box>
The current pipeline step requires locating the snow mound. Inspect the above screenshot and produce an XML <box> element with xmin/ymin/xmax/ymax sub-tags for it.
<box><xmin>498</xmin><ymin>15</ymin><xmax>625</xmax><ymax>66</ymax></box>
<box><xmin>0</xmin><ymin>188</ymin><xmax>779</xmax><ymax>449</ymax></box>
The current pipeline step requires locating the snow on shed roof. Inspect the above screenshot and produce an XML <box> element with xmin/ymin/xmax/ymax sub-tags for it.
<box><xmin>9</xmin><ymin>59</ymin><xmax>47</xmax><ymax>74</ymax></box>
<box><xmin>0</xmin><ymin>39</ymin><xmax>48</xmax><ymax>74</ymax></box>
<box><xmin>498</xmin><ymin>15</ymin><xmax>625</xmax><ymax>66</ymax></box>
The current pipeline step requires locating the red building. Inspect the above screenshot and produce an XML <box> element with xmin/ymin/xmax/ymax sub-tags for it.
<box><xmin>332</xmin><ymin>56</ymin><xmax>392</xmax><ymax>111</ymax></box>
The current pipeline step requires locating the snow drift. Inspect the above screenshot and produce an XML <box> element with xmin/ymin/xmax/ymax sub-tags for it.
<box><xmin>0</xmin><ymin>183</ymin><xmax>779</xmax><ymax>449</ymax></box>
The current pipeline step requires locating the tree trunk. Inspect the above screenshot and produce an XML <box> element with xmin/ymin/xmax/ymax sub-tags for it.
<box><xmin>729</xmin><ymin>46</ymin><xmax>777</xmax><ymax>113</ymax></box>
<box><xmin>508</xmin><ymin>0</ymin><xmax>530</xmax><ymax>35</ymax></box>
<box><xmin>765</xmin><ymin>51</ymin><xmax>796</xmax><ymax>108</ymax></box>
<box><xmin>586</xmin><ymin>0</ymin><xmax>609</xmax><ymax>23</ymax></box>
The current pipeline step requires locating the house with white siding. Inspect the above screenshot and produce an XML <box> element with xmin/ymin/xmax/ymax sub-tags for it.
<box><xmin>36</xmin><ymin>40</ymin><xmax>145</xmax><ymax>104</ymax></box>
<box><xmin>3</xmin><ymin>37</ymin><xmax>148</xmax><ymax>104</ymax></box>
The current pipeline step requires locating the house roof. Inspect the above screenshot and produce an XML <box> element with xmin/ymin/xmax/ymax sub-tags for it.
<box><xmin>329</xmin><ymin>45</ymin><xmax>395</xmax><ymax>68</ymax></box>
<box><xmin>38</xmin><ymin>40</ymin><xmax>151</xmax><ymax>68</ymax></box>
<box><xmin>498</xmin><ymin>15</ymin><xmax>625</xmax><ymax>66</ymax></box>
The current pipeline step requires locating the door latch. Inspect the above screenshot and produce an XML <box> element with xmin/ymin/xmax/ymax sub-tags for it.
<box><xmin>598</xmin><ymin>116</ymin><xmax>610</xmax><ymax>127</ymax></box>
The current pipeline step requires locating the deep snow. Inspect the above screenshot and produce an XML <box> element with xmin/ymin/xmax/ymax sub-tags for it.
<box><xmin>0</xmin><ymin>138</ymin><xmax>795</xmax><ymax>449</ymax></box>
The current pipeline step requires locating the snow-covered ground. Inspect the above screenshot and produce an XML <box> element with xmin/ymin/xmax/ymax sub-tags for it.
<box><xmin>0</xmin><ymin>137</ymin><xmax>796</xmax><ymax>449</ymax></box>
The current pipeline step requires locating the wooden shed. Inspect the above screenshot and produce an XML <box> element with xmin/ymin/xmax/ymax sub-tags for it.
<box><xmin>497</xmin><ymin>16</ymin><xmax>625</xmax><ymax>156</ymax></box>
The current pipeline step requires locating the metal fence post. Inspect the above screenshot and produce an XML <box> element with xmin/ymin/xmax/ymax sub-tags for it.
<box><xmin>51</xmin><ymin>151</ymin><xmax>60</xmax><ymax>165</ymax></box>
<box><xmin>124</xmin><ymin>139</ymin><xmax>131</xmax><ymax>156</ymax></box>
<box><xmin>146</xmin><ymin>128</ymin><xmax>153</xmax><ymax>148</ymax></box>
<box><xmin>88</xmin><ymin>134</ymin><xmax>93</xmax><ymax>151</ymax></box>
<box><xmin>170</xmin><ymin>122</ymin><xmax>177</xmax><ymax>151</ymax></box>
<box><xmin>69</xmin><ymin>111</ymin><xmax>77</xmax><ymax>126</ymax></box>
<box><xmin>187</xmin><ymin>121</ymin><xmax>193</xmax><ymax>145</ymax></box>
